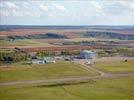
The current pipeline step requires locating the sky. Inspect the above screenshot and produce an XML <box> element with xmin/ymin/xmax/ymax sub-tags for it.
<box><xmin>0</xmin><ymin>0</ymin><xmax>134</xmax><ymax>25</ymax></box>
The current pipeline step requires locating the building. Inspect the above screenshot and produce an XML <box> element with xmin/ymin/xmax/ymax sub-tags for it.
<box><xmin>54</xmin><ymin>56</ymin><xmax>63</xmax><ymax>60</ymax></box>
<box><xmin>80</xmin><ymin>50</ymin><xmax>96</xmax><ymax>59</ymax></box>
<box><xmin>31</xmin><ymin>59</ymin><xmax>45</xmax><ymax>64</ymax></box>
<box><xmin>44</xmin><ymin>57</ymin><xmax>56</xmax><ymax>63</ymax></box>
<box><xmin>64</xmin><ymin>57</ymin><xmax>71</xmax><ymax>61</ymax></box>
<box><xmin>31</xmin><ymin>56</ymin><xmax>56</xmax><ymax>64</ymax></box>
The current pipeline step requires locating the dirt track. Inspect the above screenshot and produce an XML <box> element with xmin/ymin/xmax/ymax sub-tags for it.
<box><xmin>0</xmin><ymin>73</ymin><xmax>133</xmax><ymax>86</ymax></box>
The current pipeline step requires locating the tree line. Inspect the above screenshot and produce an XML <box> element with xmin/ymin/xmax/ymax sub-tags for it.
<box><xmin>84</xmin><ymin>31</ymin><xmax>134</xmax><ymax>40</ymax></box>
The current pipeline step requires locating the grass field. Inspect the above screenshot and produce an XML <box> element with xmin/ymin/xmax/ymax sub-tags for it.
<box><xmin>0</xmin><ymin>77</ymin><xmax>134</xmax><ymax>100</ymax></box>
<box><xmin>94</xmin><ymin>60</ymin><xmax>134</xmax><ymax>73</ymax></box>
<box><xmin>0</xmin><ymin>61</ymin><xmax>97</xmax><ymax>82</ymax></box>
<box><xmin>0</xmin><ymin>39</ymin><xmax>53</xmax><ymax>47</ymax></box>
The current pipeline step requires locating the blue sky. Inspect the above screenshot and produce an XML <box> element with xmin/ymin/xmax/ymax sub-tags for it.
<box><xmin>0</xmin><ymin>0</ymin><xmax>134</xmax><ymax>25</ymax></box>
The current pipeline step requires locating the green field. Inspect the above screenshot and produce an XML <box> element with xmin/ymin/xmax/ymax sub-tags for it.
<box><xmin>0</xmin><ymin>61</ymin><xmax>97</xmax><ymax>82</ymax></box>
<box><xmin>0</xmin><ymin>77</ymin><xmax>134</xmax><ymax>100</ymax></box>
<box><xmin>94</xmin><ymin>61</ymin><xmax>134</xmax><ymax>73</ymax></box>
<box><xmin>0</xmin><ymin>39</ymin><xmax>53</xmax><ymax>47</ymax></box>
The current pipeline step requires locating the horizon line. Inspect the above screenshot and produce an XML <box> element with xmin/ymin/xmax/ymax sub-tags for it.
<box><xmin>1</xmin><ymin>24</ymin><xmax>134</xmax><ymax>26</ymax></box>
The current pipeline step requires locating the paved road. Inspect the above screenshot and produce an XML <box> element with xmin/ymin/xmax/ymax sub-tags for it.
<box><xmin>0</xmin><ymin>60</ymin><xmax>134</xmax><ymax>86</ymax></box>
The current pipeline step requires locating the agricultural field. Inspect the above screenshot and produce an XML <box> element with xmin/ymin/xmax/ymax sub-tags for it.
<box><xmin>0</xmin><ymin>77</ymin><xmax>134</xmax><ymax>100</ymax></box>
<box><xmin>0</xmin><ymin>61</ymin><xmax>97</xmax><ymax>82</ymax></box>
<box><xmin>94</xmin><ymin>59</ymin><xmax>134</xmax><ymax>73</ymax></box>
<box><xmin>34</xmin><ymin>39</ymin><xmax>65</xmax><ymax>44</ymax></box>
<box><xmin>0</xmin><ymin>39</ymin><xmax>54</xmax><ymax>48</ymax></box>
<box><xmin>65</xmin><ymin>37</ymin><xmax>134</xmax><ymax>42</ymax></box>
<box><xmin>65</xmin><ymin>38</ymin><xmax>98</xmax><ymax>42</ymax></box>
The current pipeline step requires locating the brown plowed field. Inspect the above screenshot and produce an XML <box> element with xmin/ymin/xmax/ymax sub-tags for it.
<box><xmin>33</xmin><ymin>39</ymin><xmax>65</xmax><ymax>43</ymax></box>
<box><xmin>13</xmin><ymin>45</ymin><xmax>112</xmax><ymax>52</ymax></box>
<box><xmin>0</xmin><ymin>29</ymin><xmax>88</xmax><ymax>38</ymax></box>
<box><xmin>1</xmin><ymin>28</ymin><xmax>133</xmax><ymax>39</ymax></box>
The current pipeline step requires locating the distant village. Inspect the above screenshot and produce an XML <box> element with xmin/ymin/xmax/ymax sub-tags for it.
<box><xmin>31</xmin><ymin>50</ymin><xmax>96</xmax><ymax>64</ymax></box>
<box><xmin>1</xmin><ymin>47</ymin><xmax>97</xmax><ymax>65</ymax></box>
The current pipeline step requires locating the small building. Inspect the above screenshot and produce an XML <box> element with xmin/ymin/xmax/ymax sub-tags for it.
<box><xmin>31</xmin><ymin>59</ymin><xmax>45</xmax><ymax>64</ymax></box>
<box><xmin>44</xmin><ymin>57</ymin><xmax>56</xmax><ymax>63</ymax></box>
<box><xmin>84</xmin><ymin>61</ymin><xmax>91</xmax><ymax>65</ymax></box>
<box><xmin>54</xmin><ymin>56</ymin><xmax>63</xmax><ymax>60</ymax></box>
<box><xmin>31</xmin><ymin>56</ymin><xmax>56</xmax><ymax>64</ymax></box>
<box><xmin>80</xmin><ymin>50</ymin><xmax>96</xmax><ymax>59</ymax></box>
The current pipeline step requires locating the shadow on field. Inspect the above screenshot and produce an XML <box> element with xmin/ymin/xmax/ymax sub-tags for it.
<box><xmin>35</xmin><ymin>79</ymin><xmax>96</xmax><ymax>88</ymax></box>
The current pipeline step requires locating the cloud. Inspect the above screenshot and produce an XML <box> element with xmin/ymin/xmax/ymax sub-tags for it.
<box><xmin>0</xmin><ymin>10</ymin><xmax>9</xmax><ymax>16</ymax></box>
<box><xmin>0</xmin><ymin>1</ymin><xmax>19</xmax><ymax>16</ymax></box>
<box><xmin>0</xmin><ymin>1</ymin><xmax>41</xmax><ymax>17</ymax></box>
<box><xmin>40</xmin><ymin>5</ymin><xmax>49</xmax><ymax>11</ymax></box>
<box><xmin>0</xmin><ymin>0</ymin><xmax>134</xmax><ymax>25</ymax></box>
<box><xmin>87</xmin><ymin>1</ymin><xmax>104</xmax><ymax>17</ymax></box>
<box><xmin>129</xmin><ymin>3</ymin><xmax>134</xmax><ymax>9</ymax></box>
<box><xmin>54</xmin><ymin>4</ymin><xmax>66</xmax><ymax>11</ymax></box>
<box><xmin>48</xmin><ymin>13</ymin><xmax>55</xmax><ymax>18</ymax></box>
<box><xmin>39</xmin><ymin>3</ymin><xmax>67</xmax><ymax>18</ymax></box>
<box><xmin>88</xmin><ymin>1</ymin><xmax>134</xmax><ymax>17</ymax></box>
<box><xmin>21</xmin><ymin>2</ymin><xmax>32</xmax><ymax>9</ymax></box>
<box><xmin>4</xmin><ymin>1</ymin><xmax>19</xmax><ymax>9</ymax></box>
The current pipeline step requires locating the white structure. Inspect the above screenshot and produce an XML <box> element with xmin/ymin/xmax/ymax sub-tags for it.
<box><xmin>84</xmin><ymin>61</ymin><xmax>91</xmax><ymax>65</ymax></box>
<box><xmin>44</xmin><ymin>57</ymin><xmax>56</xmax><ymax>63</ymax></box>
<box><xmin>31</xmin><ymin>57</ymin><xmax>56</xmax><ymax>64</ymax></box>
<box><xmin>80</xmin><ymin>50</ymin><xmax>96</xmax><ymax>59</ymax></box>
<box><xmin>54</xmin><ymin>56</ymin><xmax>63</xmax><ymax>60</ymax></box>
<box><xmin>31</xmin><ymin>59</ymin><xmax>45</xmax><ymax>64</ymax></box>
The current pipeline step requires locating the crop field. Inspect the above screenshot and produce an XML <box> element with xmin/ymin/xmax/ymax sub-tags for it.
<box><xmin>0</xmin><ymin>61</ymin><xmax>97</xmax><ymax>82</ymax></box>
<box><xmin>65</xmin><ymin>38</ymin><xmax>134</xmax><ymax>42</ymax></box>
<box><xmin>0</xmin><ymin>39</ymin><xmax>54</xmax><ymax>47</ymax></box>
<box><xmin>94</xmin><ymin>60</ymin><xmax>134</xmax><ymax>73</ymax></box>
<box><xmin>0</xmin><ymin>28</ymin><xmax>88</xmax><ymax>35</ymax></box>
<box><xmin>34</xmin><ymin>39</ymin><xmax>65</xmax><ymax>44</ymax></box>
<box><xmin>35</xmin><ymin>38</ymin><xmax>101</xmax><ymax>43</ymax></box>
<box><xmin>0</xmin><ymin>29</ymin><xmax>87</xmax><ymax>38</ymax></box>
<box><xmin>0</xmin><ymin>77</ymin><xmax>134</xmax><ymax>100</ymax></box>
